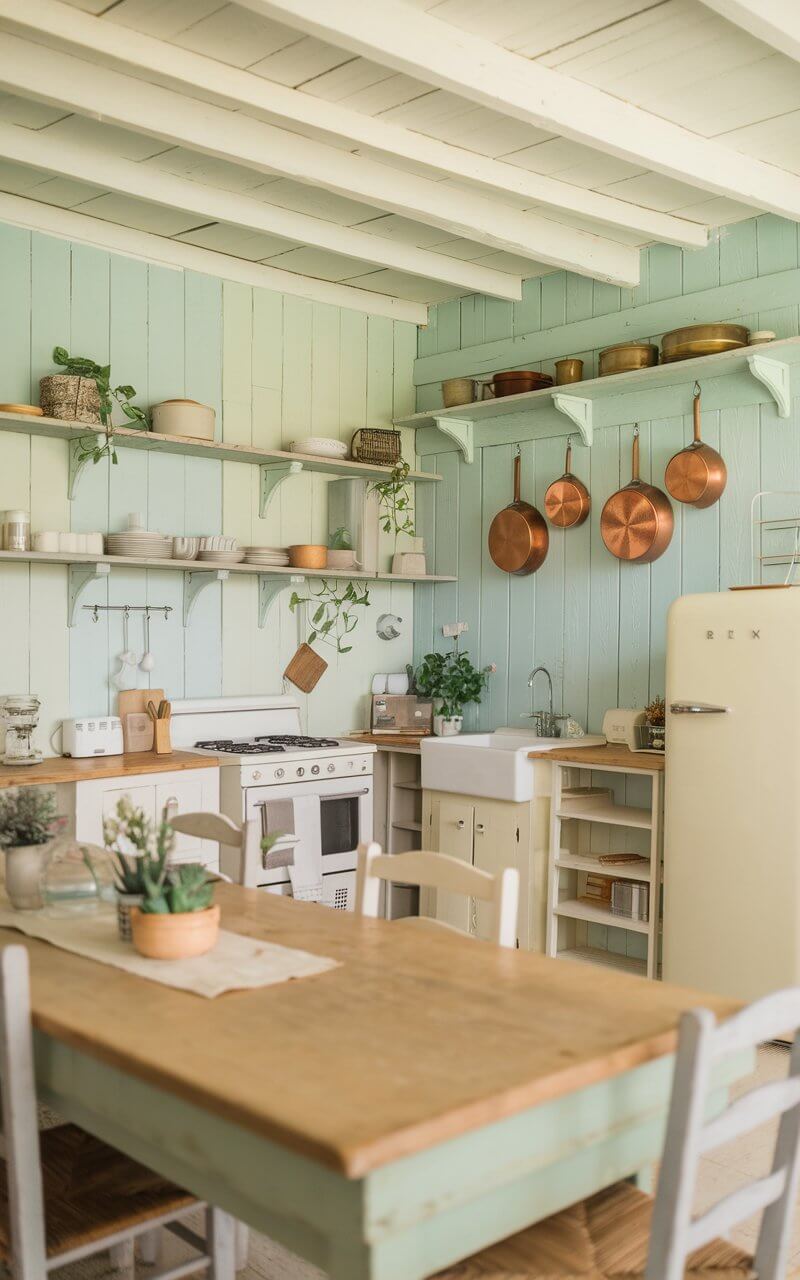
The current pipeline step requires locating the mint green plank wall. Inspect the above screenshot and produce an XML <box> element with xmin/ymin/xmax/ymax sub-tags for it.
<box><xmin>415</xmin><ymin>216</ymin><xmax>800</xmax><ymax>741</ymax></box>
<box><xmin>0</xmin><ymin>222</ymin><xmax>417</xmax><ymax>748</ymax></box>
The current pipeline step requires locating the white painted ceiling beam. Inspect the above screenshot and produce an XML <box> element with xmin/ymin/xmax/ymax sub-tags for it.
<box><xmin>0</xmin><ymin>190</ymin><xmax>427</xmax><ymax>323</ymax></box>
<box><xmin>0</xmin><ymin>0</ymin><xmax>706</xmax><ymax>249</ymax></box>
<box><xmin>0</xmin><ymin>33</ymin><xmax>642</xmax><ymax>287</ymax></box>
<box><xmin>0</xmin><ymin>122</ymin><xmax>523</xmax><ymax>301</ymax></box>
<box><xmin>698</xmin><ymin>0</ymin><xmax>800</xmax><ymax>64</ymax></box>
<box><xmin>245</xmin><ymin>0</ymin><xmax>800</xmax><ymax>223</ymax></box>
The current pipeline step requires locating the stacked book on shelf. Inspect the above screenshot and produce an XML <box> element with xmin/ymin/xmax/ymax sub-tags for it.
<box><xmin>580</xmin><ymin>871</ymin><xmax>649</xmax><ymax>923</ymax></box>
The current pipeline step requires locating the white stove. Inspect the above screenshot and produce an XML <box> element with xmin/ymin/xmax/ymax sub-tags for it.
<box><xmin>170</xmin><ymin>697</ymin><xmax>375</xmax><ymax>909</ymax></box>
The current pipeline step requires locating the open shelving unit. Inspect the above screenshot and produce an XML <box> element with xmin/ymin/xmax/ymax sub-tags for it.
<box><xmin>544</xmin><ymin>753</ymin><xmax>664</xmax><ymax>980</ymax></box>
<box><xmin>398</xmin><ymin>336</ymin><xmax>800</xmax><ymax>463</ymax></box>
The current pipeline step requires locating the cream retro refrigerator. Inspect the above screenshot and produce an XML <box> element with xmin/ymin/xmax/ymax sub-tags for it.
<box><xmin>664</xmin><ymin>588</ymin><xmax>800</xmax><ymax>1001</ymax></box>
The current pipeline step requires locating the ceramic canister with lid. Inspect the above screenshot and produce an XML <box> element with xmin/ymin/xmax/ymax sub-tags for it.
<box><xmin>2</xmin><ymin>510</ymin><xmax>30</xmax><ymax>551</ymax></box>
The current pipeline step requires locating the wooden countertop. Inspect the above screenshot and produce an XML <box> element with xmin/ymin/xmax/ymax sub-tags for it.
<box><xmin>528</xmin><ymin>743</ymin><xmax>665</xmax><ymax>771</ymax></box>
<box><xmin>344</xmin><ymin>732</ymin><xmax>425</xmax><ymax>750</ymax></box>
<box><xmin>0</xmin><ymin>750</ymin><xmax>220</xmax><ymax>788</ymax></box>
<box><xmin>14</xmin><ymin>883</ymin><xmax>734</xmax><ymax>1178</ymax></box>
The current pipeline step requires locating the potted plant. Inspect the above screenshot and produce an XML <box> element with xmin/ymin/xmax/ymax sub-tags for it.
<box><xmin>40</xmin><ymin>347</ymin><xmax>148</xmax><ymax>465</ymax></box>
<box><xmin>103</xmin><ymin>797</ymin><xmax>171</xmax><ymax>941</ymax></box>
<box><xmin>132</xmin><ymin>860</ymin><xmax>219</xmax><ymax>961</ymax></box>
<box><xmin>415</xmin><ymin>650</ymin><xmax>493</xmax><ymax>736</ymax></box>
<box><xmin>0</xmin><ymin>787</ymin><xmax>58</xmax><ymax>909</ymax></box>
<box><xmin>644</xmin><ymin>696</ymin><xmax>666</xmax><ymax>752</ymax></box>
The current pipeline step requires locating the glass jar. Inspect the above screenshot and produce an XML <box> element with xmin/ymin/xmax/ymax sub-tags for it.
<box><xmin>1</xmin><ymin>509</ymin><xmax>30</xmax><ymax>552</ymax></box>
<box><xmin>40</xmin><ymin>839</ymin><xmax>116</xmax><ymax>916</ymax></box>
<box><xmin>2</xmin><ymin>695</ymin><xmax>42</xmax><ymax>766</ymax></box>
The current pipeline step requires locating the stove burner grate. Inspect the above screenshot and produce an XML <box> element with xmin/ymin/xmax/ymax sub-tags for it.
<box><xmin>256</xmin><ymin>734</ymin><xmax>340</xmax><ymax>749</ymax></box>
<box><xmin>194</xmin><ymin>739</ymin><xmax>286</xmax><ymax>754</ymax></box>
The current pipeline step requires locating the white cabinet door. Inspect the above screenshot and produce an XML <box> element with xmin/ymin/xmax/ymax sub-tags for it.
<box><xmin>473</xmin><ymin>798</ymin><xmax>523</xmax><ymax>946</ymax></box>
<box><xmin>155</xmin><ymin>776</ymin><xmax>209</xmax><ymax>862</ymax></box>
<box><xmin>433</xmin><ymin>796</ymin><xmax>475</xmax><ymax>935</ymax></box>
<box><xmin>75</xmin><ymin>768</ymin><xmax>220</xmax><ymax>870</ymax></box>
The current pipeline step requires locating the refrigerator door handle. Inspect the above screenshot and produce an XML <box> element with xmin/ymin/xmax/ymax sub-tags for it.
<box><xmin>670</xmin><ymin>701</ymin><xmax>730</xmax><ymax>715</ymax></box>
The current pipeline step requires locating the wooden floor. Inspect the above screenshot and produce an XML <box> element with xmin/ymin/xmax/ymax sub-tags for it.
<box><xmin>34</xmin><ymin>1046</ymin><xmax>799</xmax><ymax>1280</ymax></box>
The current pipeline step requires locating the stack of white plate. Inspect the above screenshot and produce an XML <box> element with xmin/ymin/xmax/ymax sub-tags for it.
<box><xmin>244</xmin><ymin>546</ymin><xmax>290</xmax><ymax>567</ymax></box>
<box><xmin>291</xmin><ymin>437</ymin><xmax>349</xmax><ymax>460</ymax></box>
<box><xmin>197</xmin><ymin>548</ymin><xmax>245</xmax><ymax>564</ymax></box>
<box><xmin>106</xmin><ymin>531</ymin><xmax>173</xmax><ymax>559</ymax></box>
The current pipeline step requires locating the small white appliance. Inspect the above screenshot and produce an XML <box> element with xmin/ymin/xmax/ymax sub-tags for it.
<box><xmin>601</xmin><ymin>707</ymin><xmax>645</xmax><ymax>750</ymax></box>
<box><xmin>664</xmin><ymin>587</ymin><xmax>800</xmax><ymax>1002</ymax></box>
<box><xmin>61</xmin><ymin>716</ymin><xmax>124</xmax><ymax>758</ymax></box>
<box><xmin>169</xmin><ymin>696</ymin><xmax>375</xmax><ymax>910</ymax></box>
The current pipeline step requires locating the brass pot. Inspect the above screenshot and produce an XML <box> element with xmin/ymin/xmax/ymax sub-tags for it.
<box><xmin>598</xmin><ymin>342</ymin><xmax>658</xmax><ymax>377</ymax></box>
<box><xmin>661</xmin><ymin>323</ymin><xmax>749</xmax><ymax>363</ymax></box>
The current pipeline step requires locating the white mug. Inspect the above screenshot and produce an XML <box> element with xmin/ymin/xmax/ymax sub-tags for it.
<box><xmin>387</xmin><ymin>673</ymin><xmax>410</xmax><ymax>695</ymax></box>
<box><xmin>59</xmin><ymin>532</ymin><xmax>78</xmax><ymax>553</ymax></box>
<box><xmin>33</xmin><ymin>531</ymin><xmax>59</xmax><ymax>552</ymax></box>
<box><xmin>371</xmin><ymin>674</ymin><xmax>388</xmax><ymax>694</ymax></box>
<box><xmin>75</xmin><ymin>533</ymin><xmax>88</xmax><ymax>553</ymax></box>
<box><xmin>86</xmin><ymin>532</ymin><xmax>104</xmax><ymax>554</ymax></box>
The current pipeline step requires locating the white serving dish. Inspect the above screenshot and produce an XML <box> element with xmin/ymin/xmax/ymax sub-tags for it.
<box><xmin>151</xmin><ymin>399</ymin><xmax>215</xmax><ymax>441</ymax></box>
<box><xmin>291</xmin><ymin>437</ymin><xmax>349</xmax><ymax>459</ymax></box>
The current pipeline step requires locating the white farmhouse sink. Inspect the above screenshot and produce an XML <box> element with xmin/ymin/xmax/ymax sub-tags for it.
<box><xmin>421</xmin><ymin>728</ymin><xmax>606</xmax><ymax>802</ymax></box>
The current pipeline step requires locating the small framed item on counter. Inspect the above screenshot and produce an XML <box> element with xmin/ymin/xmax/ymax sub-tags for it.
<box><xmin>371</xmin><ymin>694</ymin><xmax>433</xmax><ymax>736</ymax></box>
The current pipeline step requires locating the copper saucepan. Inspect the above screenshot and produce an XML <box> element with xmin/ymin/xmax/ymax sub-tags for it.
<box><xmin>488</xmin><ymin>448</ymin><xmax>549</xmax><ymax>575</ymax></box>
<box><xmin>664</xmin><ymin>382</ymin><xmax>727</xmax><ymax>509</ymax></box>
<box><xmin>601</xmin><ymin>428</ymin><xmax>674</xmax><ymax>563</ymax></box>
<box><xmin>544</xmin><ymin>439</ymin><xmax>590</xmax><ymax>528</ymax></box>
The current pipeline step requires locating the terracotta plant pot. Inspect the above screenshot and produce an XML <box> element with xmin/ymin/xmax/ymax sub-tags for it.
<box><xmin>4</xmin><ymin>843</ymin><xmax>51</xmax><ymax>910</ymax></box>
<box><xmin>131</xmin><ymin>904</ymin><xmax>220</xmax><ymax>960</ymax></box>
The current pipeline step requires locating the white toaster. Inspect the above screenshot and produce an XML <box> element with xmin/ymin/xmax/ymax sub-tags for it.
<box><xmin>601</xmin><ymin>707</ymin><xmax>646</xmax><ymax>750</ymax></box>
<box><xmin>62</xmin><ymin>716</ymin><xmax>124</xmax><ymax>758</ymax></box>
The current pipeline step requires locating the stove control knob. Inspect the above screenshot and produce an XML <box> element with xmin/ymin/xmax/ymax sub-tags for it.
<box><xmin>275</xmin><ymin>767</ymin><xmax>285</xmax><ymax>779</ymax></box>
<box><xmin>252</xmin><ymin>770</ymin><xmax>262</xmax><ymax>781</ymax></box>
<box><xmin>347</xmin><ymin>761</ymin><xmax>354</xmax><ymax>769</ymax></box>
<box><xmin>327</xmin><ymin>763</ymin><xmax>336</xmax><ymax>773</ymax></box>
<box><xmin>311</xmin><ymin>764</ymin><xmax>320</xmax><ymax>775</ymax></box>
<box><xmin>296</xmin><ymin>766</ymin><xmax>305</xmax><ymax>777</ymax></box>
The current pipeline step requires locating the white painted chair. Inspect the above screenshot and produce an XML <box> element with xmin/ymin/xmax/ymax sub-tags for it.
<box><xmin>167</xmin><ymin>811</ymin><xmax>296</xmax><ymax>889</ymax></box>
<box><xmin>433</xmin><ymin>987</ymin><xmax>800</xmax><ymax>1280</ymax></box>
<box><xmin>0</xmin><ymin>944</ymin><xmax>236</xmax><ymax>1280</ymax></box>
<box><xmin>356</xmin><ymin>842</ymin><xmax>520</xmax><ymax>948</ymax></box>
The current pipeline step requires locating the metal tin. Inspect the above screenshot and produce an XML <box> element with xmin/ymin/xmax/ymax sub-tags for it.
<box><xmin>598</xmin><ymin>342</ymin><xmax>659</xmax><ymax>377</ymax></box>
<box><xmin>660</xmin><ymin>323</ymin><xmax>749</xmax><ymax>363</ymax></box>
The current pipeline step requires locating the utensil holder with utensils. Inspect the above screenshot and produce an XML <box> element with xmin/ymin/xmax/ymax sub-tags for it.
<box><xmin>146</xmin><ymin>699</ymin><xmax>172</xmax><ymax>755</ymax></box>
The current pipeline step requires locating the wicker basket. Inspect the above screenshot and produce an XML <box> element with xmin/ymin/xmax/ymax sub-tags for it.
<box><xmin>350</xmin><ymin>428</ymin><xmax>402</xmax><ymax>466</ymax></box>
<box><xmin>40</xmin><ymin>374</ymin><xmax>101</xmax><ymax>425</ymax></box>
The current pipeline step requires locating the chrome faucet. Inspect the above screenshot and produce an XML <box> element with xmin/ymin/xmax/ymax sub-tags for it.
<box><xmin>527</xmin><ymin>666</ymin><xmax>558</xmax><ymax>738</ymax></box>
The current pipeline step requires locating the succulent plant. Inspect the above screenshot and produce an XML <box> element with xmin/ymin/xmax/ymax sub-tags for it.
<box><xmin>140</xmin><ymin>862</ymin><xmax>214</xmax><ymax>915</ymax></box>
<box><xmin>103</xmin><ymin>798</ymin><xmax>212</xmax><ymax>914</ymax></box>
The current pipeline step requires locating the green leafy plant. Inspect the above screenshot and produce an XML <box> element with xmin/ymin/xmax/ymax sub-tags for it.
<box><xmin>328</xmin><ymin>525</ymin><xmax>353</xmax><ymax>551</ymax></box>
<box><xmin>260</xmin><ymin>831</ymin><xmax>285</xmax><ymax>857</ymax></box>
<box><xmin>289</xmin><ymin>579</ymin><xmax>370</xmax><ymax>654</ymax></box>
<box><xmin>371</xmin><ymin>460</ymin><xmax>414</xmax><ymax>539</ymax></box>
<box><xmin>52</xmin><ymin>346</ymin><xmax>148</xmax><ymax>467</ymax></box>
<box><xmin>101</xmin><ymin>796</ymin><xmax>215</xmax><ymax>914</ymax></box>
<box><xmin>0</xmin><ymin>788</ymin><xmax>58</xmax><ymax>849</ymax></box>
<box><xmin>415</xmin><ymin>649</ymin><xmax>493</xmax><ymax>719</ymax></box>
<box><xmin>140</xmin><ymin>862</ymin><xmax>215</xmax><ymax>915</ymax></box>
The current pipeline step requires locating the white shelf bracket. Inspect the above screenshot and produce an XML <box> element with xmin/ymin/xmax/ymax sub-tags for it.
<box><xmin>183</xmin><ymin>569</ymin><xmax>229</xmax><ymax>626</ymax></box>
<box><xmin>551</xmin><ymin>395</ymin><xmax>593</xmax><ymax>445</ymax></box>
<box><xmin>68</xmin><ymin>561</ymin><xmax>110</xmax><ymax>627</ymax></box>
<box><xmin>432</xmin><ymin>416</ymin><xmax>473</xmax><ymax>463</ymax></box>
<box><xmin>747</xmin><ymin>354</ymin><xmax>792</xmax><ymax>418</ymax></box>
<box><xmin>259</xmin><ymin>460</ymin><xmax>304</xmax><ymax>517</ymax></box>
<box><xmin>258</xmin><ymin>574</ymin><xmax>305</xmax><ymax>629</ymax></box>
<box><xmin>67</xmin><ymin>435</ymin><xmax>105</xmax><ymax>500</ymax></box>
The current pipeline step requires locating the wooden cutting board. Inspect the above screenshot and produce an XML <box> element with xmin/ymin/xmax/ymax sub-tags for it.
<box><xmin>284</xmin><ymin>644</ymin><xmax>327</xmax><ymax>693</ymax></box>
<box><xmin>118</xmin><ymin>688</ymin><xmax>165</xmax><ymax>751</ymax></box>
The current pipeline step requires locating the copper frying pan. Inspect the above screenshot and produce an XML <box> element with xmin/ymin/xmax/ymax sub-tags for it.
<box><xmin>488</xmin><ymin>448</ymin><xmax>549</xmax><ymax>575</ymax></box>
<box><xmin>601</xmin><ymin>428</ymin><xmax>674</xmax><ymax>563</ymax></box>
<box><xmin>665</xmin><ymin>382</ymin><xmax>727</xmax><ymax>508</ymax></box>
<box><xmin>544</xmin><ymin>439</ymin><xmax>590</xmax><ymax>528</ymax></box>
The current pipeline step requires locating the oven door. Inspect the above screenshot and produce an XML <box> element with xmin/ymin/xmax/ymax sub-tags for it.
<box><xmin>244</xmin><ymin>775</ymin><xmax>373</xmax><ymax>893</ymax></box>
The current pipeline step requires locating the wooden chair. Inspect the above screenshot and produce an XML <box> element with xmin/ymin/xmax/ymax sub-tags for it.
<box><xmin>356</xmin><ymin>843</ymin><xmax>520</xmax><ymax>948</ymax></box>
<box><xmin>432</xmin><ymin>987</ymin><xmax>800</xmax><ymax>1280</ymax></box>
<box><xmin>0</xmin><ymin>945</ymin><xmax>236</xmax><ymax>1280</ymax></box>
<box><xmin>167</xmin><ymin>811</ymin><xmax>296</xmax><ymax>889</ymax></box>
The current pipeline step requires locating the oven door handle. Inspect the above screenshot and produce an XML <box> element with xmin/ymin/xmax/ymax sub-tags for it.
<box><xmin>323</xmin><ymin>787</ymin><xmax>370</xmax><ymax>800</ymax></box>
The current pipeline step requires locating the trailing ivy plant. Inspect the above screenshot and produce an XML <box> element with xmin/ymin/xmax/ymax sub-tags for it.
<box><xmin>289</xmin><ymin>579</ymin><xmax>370</xmax><ymax>654</ymax></box>
<box><xmin>52</xmin><ymin>346</ymin><xmax>148</xmax><ymax>467</ymax></box>
<box><xmin>371</xmin><ymin>460</ymin><xmax>414</xmax><ymax>539</ymax></box>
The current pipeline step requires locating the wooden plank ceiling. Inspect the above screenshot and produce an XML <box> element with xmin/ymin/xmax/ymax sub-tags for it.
<box><xmin>0</xmin><ymin>0</ymin><xmax>796</xmax><ymax>321</ymax></box>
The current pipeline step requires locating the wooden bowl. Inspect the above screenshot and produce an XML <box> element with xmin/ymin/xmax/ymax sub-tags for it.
<box><xmin>288</xmin><ymin>544</ymin><xmax>328</xmax><ymax>569</ymax></box>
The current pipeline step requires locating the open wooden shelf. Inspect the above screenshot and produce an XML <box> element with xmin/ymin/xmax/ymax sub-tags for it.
<box><xmin>557</xmin><ymin>946</ymin><xmax>647</xmax><ymax>978</ymax></box>
<box><xmin>554</xmin><ymin>852</ymin><xmax>652</xmax><ymax>882</ymax></box>
<box><xmin>555</xmin><ymin>898</ymin><xmax>650</xmax><ymax>935</ymax></box>
<box><xmin>556</xmin><ymin>798</ymin><xmax>652</xmax><ymax>829</ymax></box>
<box><xmin>392</xmin><ymin>819</ymin><xmax>422</xmax><ymax>833</ymax></box>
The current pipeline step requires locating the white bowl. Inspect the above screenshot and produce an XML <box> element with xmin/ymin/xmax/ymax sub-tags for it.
<box><xmin>291</xmin><ymin>437</ymin><xmax>349</xmax><ymax>459</ymax></box>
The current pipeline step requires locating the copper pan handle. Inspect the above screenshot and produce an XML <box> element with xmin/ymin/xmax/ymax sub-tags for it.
<box><xmin>632</xmin><ymin>427</ymin><xmax>640</xmax><ymax>482</ymax></box>
<box><xmin>513</xmin><ymin>448</ymin><xmax>521</xmax><ymax>502</ymax></box>
<box><xmin>693</xmin><ymin>381</ymin><xmax>702</xmax><ymax>443</ymax></box>
<box><xmin>565</xmin><ymin>440</ymin><xmax>573</xmax><ymax>474</ymax></box>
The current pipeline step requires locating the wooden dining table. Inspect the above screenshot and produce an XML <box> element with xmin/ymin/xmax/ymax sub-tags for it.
<box><xmin>9</xmin><ymin>885</ymin><xmax>745</xmax><ymax>1280</ymax></box>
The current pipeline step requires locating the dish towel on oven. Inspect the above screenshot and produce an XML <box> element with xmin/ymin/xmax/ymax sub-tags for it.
<box><xmin>264</xmin><ymin>799</ymin><xmax>323</xmax><ymax>902</ymax></box>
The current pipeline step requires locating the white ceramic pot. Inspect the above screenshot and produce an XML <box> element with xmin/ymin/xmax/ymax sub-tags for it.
<box><xmin>151</xmin><ymin>399</ymin><xmax>215</xmax><ymax>441</ymax></box>
<box><xmin>433</xmin><ymin>714</ymin><xmax>463</xmax><ymax>737</ymax></box>
<box><xmin>4</xmin><ymin>843</ymin><xmax>51</xmax><ymax>909</ymax></box>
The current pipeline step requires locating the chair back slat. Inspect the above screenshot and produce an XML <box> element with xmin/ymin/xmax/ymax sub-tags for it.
<box><xmin>168</xmin><ymin>813</ymin><xmax>242</xmax><ymax>847</ymax></box>
<box><xmin>647</xmin><ymin>993</ymin><xmax>800</xmax><ymax>1280</ymax></box>
<box><xmin>356</xmin><ymin>843</ymin><xmax>519</xmax><ymax>948</ymax></box>
<box><xmin>0</xmin><ymin>947</ymin><xmax>48</xmax><ymax>1278</ymax></box>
